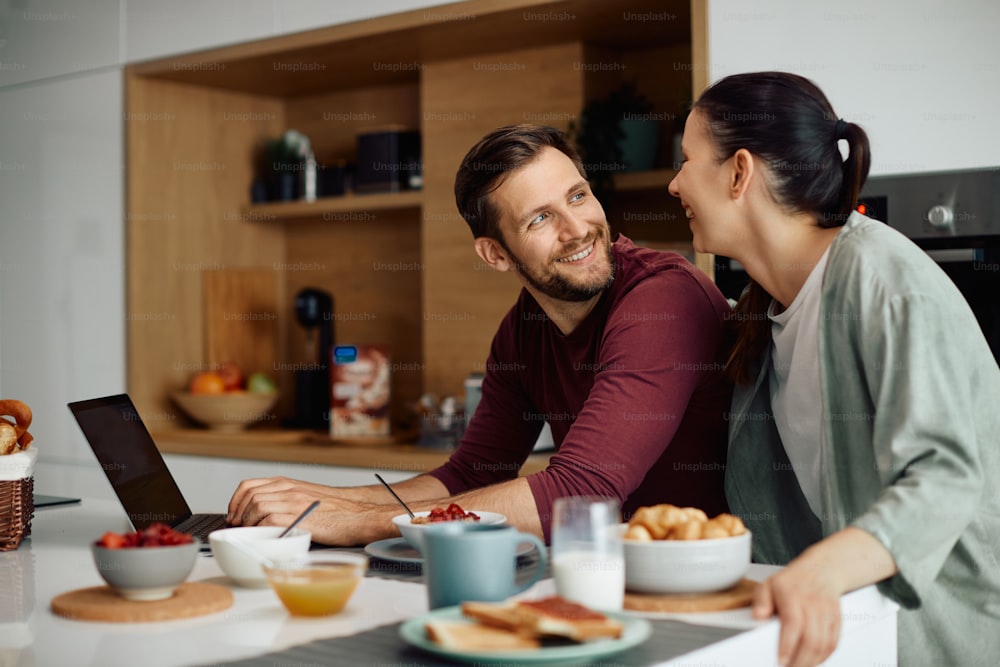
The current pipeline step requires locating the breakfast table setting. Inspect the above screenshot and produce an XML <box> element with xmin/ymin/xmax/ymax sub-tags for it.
<box><xmin>2</xmin><ymin>496</ymin><xmax>900</xmax><ymax>667</ymax></box>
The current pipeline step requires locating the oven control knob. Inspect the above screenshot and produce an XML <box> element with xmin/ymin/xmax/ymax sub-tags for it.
<box><xmin>926</xmin><ymin>204</ymin><xmax>955</xmax><ymax>230</ymax></box>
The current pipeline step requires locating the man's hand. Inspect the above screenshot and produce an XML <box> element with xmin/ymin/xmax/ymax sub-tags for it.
<box><xmin>225</xmin><ymin>474</ymin><xmax>542</xmax><ymax>546</ymax></box>
<box><xmin>226</xmin><ymin>477</ymin><xmax>387</xmax><ymax>545</ymax></box>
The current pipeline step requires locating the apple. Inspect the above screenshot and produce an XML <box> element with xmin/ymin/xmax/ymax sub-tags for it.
<box><xmin>247</xmin><ymin>372</ymin><xmax>277</xmax><ymax>395</ymax></box>
<box><xmin>218</xmin><ymin>361</ymin><xmax>244</xmax><ymax>392</ymax></box>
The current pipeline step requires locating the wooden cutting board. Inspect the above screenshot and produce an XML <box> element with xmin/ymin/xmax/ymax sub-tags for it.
<box><xmin>51</xmin><ymin>582</ymin><xmax>233</xmax><ymax>623</ymax></box>
<box><xmin>624</xmin><ymin>578</ymin><xmax>757</xmax><ymax>613</ymax></box>
<box><xmin>201</xmin><ymin>269</ymin><xmax>280</xmax><ymax>375</ymax></box>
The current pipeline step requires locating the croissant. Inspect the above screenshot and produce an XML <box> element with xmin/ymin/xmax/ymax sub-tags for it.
<box><xmin>0</xmin><ymin>399</ymin><xmax>33</xmax><ymax>454</ymax></box>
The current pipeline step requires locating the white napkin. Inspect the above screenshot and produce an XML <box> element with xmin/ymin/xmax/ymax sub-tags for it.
<box><xmin>0</xmin><ymin>446</ymin><xmax>37</xmax><ymax>481</ymax></box>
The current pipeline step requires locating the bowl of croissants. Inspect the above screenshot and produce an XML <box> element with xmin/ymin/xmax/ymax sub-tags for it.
<box><xmin>617</xmin><ymin>504</ymin><xmax>751</xmax><ymax>594</ymax></box>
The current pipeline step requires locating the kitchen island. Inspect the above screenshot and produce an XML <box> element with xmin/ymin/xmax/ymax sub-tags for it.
<box><xmin>4</xmin><ymin>498</ymin><xmax>898</xmax><ymax>667</ymax></box>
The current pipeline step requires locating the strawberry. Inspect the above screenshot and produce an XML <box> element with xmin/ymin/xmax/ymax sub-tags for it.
<box><xmin>97</xmin><ymin>531</ymin><xmax>127</xmax><ymax>549</ymax></box>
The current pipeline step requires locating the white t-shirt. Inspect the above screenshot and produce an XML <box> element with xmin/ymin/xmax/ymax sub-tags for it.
<box><xmin>768</xmin><ymin>246</ymin><xmax>831</xmax><ymax>519</ymax></box>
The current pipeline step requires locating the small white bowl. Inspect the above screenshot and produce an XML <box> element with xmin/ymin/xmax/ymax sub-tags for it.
<box><xmin>209</xmin><ymin>526</ymin><xmax>311</xmax><ymax>588</ymax></box>
<box><xmin>619</xmin><ymin>526</ymin><xmax>752</xmax><ymax>594</ymax></box>
<box><xmin>391</xmin><ymin>511</ymin><xmax>506</xmax><ymax>554</ymax></box>
<box><xmin>92</xmin><ymin>541</ymin><xmax>199</xmax><ymax>601</ymax></box>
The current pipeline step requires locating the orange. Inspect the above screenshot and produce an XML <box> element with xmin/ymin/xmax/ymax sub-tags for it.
<box><xmin>189</xmin><ymin>371</ymin><xmax>226</xmax><ymax>394</ymax></box>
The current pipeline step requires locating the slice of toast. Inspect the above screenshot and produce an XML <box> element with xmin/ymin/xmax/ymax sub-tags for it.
<box><xmin>462</xmin><ymin>596</ymin><xmax>624</xmax><ymax>641</ymax></box>
<box><xmin>425</xmin><ymin>619</ymin><xmax>540</xmax><ymax>650</ymax></box>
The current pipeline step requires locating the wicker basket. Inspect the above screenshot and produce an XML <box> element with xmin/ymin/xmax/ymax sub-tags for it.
<box><xmin>0</xmin><ymin>476</ymin><xmax>34</xmax><ymax>551</ymax></box>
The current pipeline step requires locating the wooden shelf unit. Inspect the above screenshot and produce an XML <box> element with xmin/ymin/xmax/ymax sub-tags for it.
<box><xmin>242</xmin><ymin>190</ymin><xmax>424</xmax><ymax>221</ymax></box>
<box><xmin>125</xmin><ymin>0</ymin><xmax>710</xmax><ymax>452</ymax></box>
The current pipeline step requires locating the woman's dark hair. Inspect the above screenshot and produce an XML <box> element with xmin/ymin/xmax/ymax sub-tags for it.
<box><xmin>694</xmin><ymin>71</ymin><xmax>871</xmax><ymax>384</ymax></box>
<box><xmin>454</xmin><ymin>124</ymin><xmax>586</xmax><ymax>239</ymax></box>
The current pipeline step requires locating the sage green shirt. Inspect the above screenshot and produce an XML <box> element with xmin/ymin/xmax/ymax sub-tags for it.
<box><xmin>726</xmin><ymin>212</ymin><xmax>1000</xmax><ymax>667</ymax></box>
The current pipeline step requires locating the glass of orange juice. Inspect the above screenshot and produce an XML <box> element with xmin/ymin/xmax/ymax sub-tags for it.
<box><xmin>262</xmin><ymin>552</ymin><xmax>367</xmax><ymax>616</ymax></box>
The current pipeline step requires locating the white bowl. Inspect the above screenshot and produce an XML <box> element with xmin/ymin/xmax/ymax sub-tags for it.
<box><xmin>619</xmin><ymin>526</ymin><xmax>752</xmax><ymax>594</ymax></box>
<box><xmin>209</xmin><ymin>526</ymin><xmax>311</xmax><ymax>587</ymax></box>
<box><xmin>391</xmin><ymin>511</ymin><xmax>506</xmax><ymax>554</ymax></box>
<box><xmin>92</xmin><ymin>541</ymin><xmax>199</xmax><ymax>601</ymax></box>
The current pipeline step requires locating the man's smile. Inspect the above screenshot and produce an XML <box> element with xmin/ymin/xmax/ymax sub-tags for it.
<box><xmin>556</xmin><ymin>242</ymin><xmax>595</xmax><ymax>263</ymax></box>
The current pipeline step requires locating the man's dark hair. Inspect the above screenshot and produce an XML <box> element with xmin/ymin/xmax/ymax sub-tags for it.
<box><xmin>454</xmin><ymin>124</ymin><xmax>586</xmax><ymax>239</ymax></box>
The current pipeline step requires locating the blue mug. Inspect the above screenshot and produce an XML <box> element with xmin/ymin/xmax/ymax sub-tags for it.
<box><xmin>423</xmin><ymin>522</ymin><xmax>547</xmax><ymax>609</ymax></box>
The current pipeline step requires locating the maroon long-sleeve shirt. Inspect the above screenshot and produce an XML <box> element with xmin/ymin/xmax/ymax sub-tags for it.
<box><xmin>428</xmin><ymin>236</ymin><xmax>733</xmax><ymax>541</ymax></box>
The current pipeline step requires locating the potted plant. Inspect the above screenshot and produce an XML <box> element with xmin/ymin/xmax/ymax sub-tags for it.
<box><xmin>572</xmin><ymin>81</ymin><xmax>659</xmax><ymax>205</ymax></box>
<box><xmin>263</xmin><ymin>130</ymin><xmax>313</xmax><ymax>201</ymax></box>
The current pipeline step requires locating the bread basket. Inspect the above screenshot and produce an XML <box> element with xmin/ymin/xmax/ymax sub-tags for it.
<box><xmin>0</xmin><ymin>447</ymin><xmax>37</xmax><ymax>551</ymax></box>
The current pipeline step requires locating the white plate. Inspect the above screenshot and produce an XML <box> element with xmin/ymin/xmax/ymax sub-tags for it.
<box><xmin>365</xmin><ymin>537</ymin><xmax>538</xmax><ymax>565</ymax></box>
<box><xmin>399</xmin><ymin>606</ymin><xmax>651</xmax><ymax>664</ymax></box>
<box><xmin>365</xmin><ymin>537</ymin><xmax>423</xmax><ymax>564</ymax></box>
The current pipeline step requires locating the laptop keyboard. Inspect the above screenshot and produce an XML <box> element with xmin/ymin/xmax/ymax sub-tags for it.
<box><xmin>176</xmin><ymin>514</ymin><xmax>229</xmax><ymax>542</ymax></box>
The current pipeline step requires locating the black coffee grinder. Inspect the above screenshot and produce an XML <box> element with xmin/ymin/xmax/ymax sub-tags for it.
<box><xmin>292</xmin><ymin>287</ymin><xmax>333</xmax><ymax>430</ymax></box>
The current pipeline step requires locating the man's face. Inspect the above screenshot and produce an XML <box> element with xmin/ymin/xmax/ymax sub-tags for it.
<box><xmin>489</xmin><ymin>147</ymin><xmax>614</xmax><ymax>303</ymax></box>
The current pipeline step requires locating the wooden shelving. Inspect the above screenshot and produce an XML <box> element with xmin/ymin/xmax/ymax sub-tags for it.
<box><xmin>246</xmin><ymin>171</ymin><xmax>674</xmax><ymax>222</ymax></box>
<box><xmin>124</xmin><ymin>0</ymin><xmax>710</xmax><ymax>461</ymax></box>
<box><xmin>614</xmin><ymin>168</ymin><xmax>678</xmax><ymax>192</ymax></box>
<box><xmin>242</xmin><ymin>190</ymin><xmax>424</xmax><ymax>221</ymax></box>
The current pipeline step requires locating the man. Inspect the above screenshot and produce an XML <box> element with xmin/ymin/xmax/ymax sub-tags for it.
<box><xmin>228</xmin><ymin>124</ymin><xmax>732</xmax><ymax>544</ymax></box>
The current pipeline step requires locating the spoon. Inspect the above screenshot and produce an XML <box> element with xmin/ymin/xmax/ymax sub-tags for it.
<box><xmin>279</xmin><ymin>500</ymin><xmax>320</xmax><ymax>538</ymax></box>
<box><xmin>374</xmin><ymin>473</ymin><xmax>415</xmax><ymax>518</ymax></box>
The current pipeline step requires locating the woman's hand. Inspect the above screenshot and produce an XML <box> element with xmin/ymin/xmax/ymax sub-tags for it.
<box><xmin>753</xmin><ymin>561</ymin><xmax>842</xmax><ymax>667</ymax></box>
<box><xmin>753</xmin><ymin>527</ymin><xmax>898</xmax><ymax>667</ymax></box>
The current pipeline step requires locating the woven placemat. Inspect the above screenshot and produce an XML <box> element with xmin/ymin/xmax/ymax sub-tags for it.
<box><xmin>203</xmin><ymin>615</ymin><xmax>746</xmax><ymax>666</ymax></box>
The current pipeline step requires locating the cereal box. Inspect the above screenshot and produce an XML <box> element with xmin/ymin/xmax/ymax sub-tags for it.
<box><xmin>330</xmin><ymin>345</ymin><xmax>390</xmax><ymax>438</ymax></box>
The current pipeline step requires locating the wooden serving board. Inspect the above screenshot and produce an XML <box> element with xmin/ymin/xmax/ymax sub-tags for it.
<box><xmin>624</xmin><ymin>578</ymin><xmax>757</xmax><ymax>613</ymax></box>
<box><xmin>51</xmin><ymin>582</ymin><xmax>233</xmax><ymax>623</ymax></box>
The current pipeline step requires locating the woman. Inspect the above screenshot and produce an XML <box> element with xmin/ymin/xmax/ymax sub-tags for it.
<box><xmin>668</xmin><ymin>71</ymin><xmax>1000</xmax><ymax>667</ymax></box>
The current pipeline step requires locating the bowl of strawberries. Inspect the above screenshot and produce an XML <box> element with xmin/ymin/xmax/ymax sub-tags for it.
<box><xmin>92</xmin><ymin>523</ymin><xmax>199</xmax><ymax>601</ymax></box>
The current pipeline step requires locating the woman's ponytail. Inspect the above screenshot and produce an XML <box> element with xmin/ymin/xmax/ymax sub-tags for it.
<box><xmin>831</xmin><ymin>120</ymin><xmax>871</xmax><ymax>226</ymax></box>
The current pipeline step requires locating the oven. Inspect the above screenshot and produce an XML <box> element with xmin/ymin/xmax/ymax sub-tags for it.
<box><xmin>858</xmin><ymin>167</ymin><xmax>1000</xmax><ymax>361</ymax></box>
<box><xmin>713</xmin><ymin>167</ymin><xmax>1000</xmax><ymax>363</ymax></box>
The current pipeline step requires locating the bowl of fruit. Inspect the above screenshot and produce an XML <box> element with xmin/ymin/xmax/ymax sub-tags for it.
<box><xmin>92</xmin><ymin>524</ymin><xmax>199</xmax><ymax>601</ymax></box>
<box><xmin>172</xmin><ymin>362</ymin><xmax>279</xmax><ymax>431</ymax></box>
<box><xmin>392</xmin><ymin>504</ymin><xmax>506</xmax><ymax>554</ymax></box>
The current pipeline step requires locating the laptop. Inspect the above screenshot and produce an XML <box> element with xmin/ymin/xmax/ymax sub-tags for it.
<box><xmin>68</xmin><ymin>393</ymin><xmax>229</xmax><ymax>548</ymax></box>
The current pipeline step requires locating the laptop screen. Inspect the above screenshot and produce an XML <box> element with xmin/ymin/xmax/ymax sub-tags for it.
<box><xmin>69</xmin><ymin>394</ymin><xmax>193</xmax><ymax>529</ymax></box>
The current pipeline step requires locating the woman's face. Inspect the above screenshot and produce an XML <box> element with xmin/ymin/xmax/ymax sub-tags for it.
<box><xmin>668</xmin><ymin>110</ymin><xmax>741</xmax><ymax>257</ymax></box>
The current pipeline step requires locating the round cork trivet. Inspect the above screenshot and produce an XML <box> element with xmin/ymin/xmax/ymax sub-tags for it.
<box><xmin>51</xmin><ymin>582</ymin><xmax>233</xmax><ymax>623</ymax></box>
<box><xmin>624</xmin><ymin>577</ymin><xmax>757</xmax><ymax>613</ymax></box>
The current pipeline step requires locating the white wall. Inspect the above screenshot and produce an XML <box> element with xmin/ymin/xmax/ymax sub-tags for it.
<box><xmin>707</xmin><ymin>0</ymin><xmax>1000</xmax><ymax>174</ymax></box>
<box><xmin>0</xmin><ymin>0</ymin><xmax>451</xmax><ymax>502</ymax></box>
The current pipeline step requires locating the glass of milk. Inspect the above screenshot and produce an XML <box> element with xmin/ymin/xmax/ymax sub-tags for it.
<box><xmin>550</xmin><ymin>496</ymin><xmax>625</xmax><ymax>611</ymax></box>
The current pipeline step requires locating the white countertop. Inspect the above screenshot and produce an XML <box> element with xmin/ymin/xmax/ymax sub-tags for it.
<box><xmin>2</xmin><ymin>499</ymin><xmax>898</xmax><ymax>667</ymax></box>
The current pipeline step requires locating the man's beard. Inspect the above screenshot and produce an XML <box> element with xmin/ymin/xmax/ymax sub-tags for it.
<box><xmin>499</xmin><ymin>228</ymin><xmax>616</xmax><ymax>303</ymax></box>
